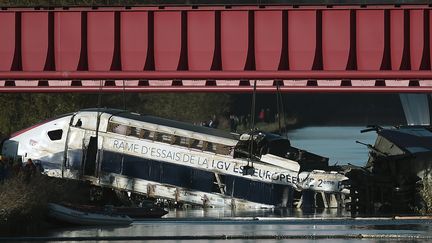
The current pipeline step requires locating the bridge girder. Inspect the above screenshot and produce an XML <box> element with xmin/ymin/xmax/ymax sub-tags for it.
<box><xmin>0</xmin><ymin>5</ymin><xmax>431</xmax><ymax>92</ymax></box>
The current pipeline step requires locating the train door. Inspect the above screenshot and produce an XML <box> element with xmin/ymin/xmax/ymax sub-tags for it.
<box><xmin>83</xmin><ymin>136</ymin><xmax>97</xmax><ymax>176</ymax></box>
<box><xmin>65</xmin><ymin>117</ymin><xmax>100</xmax><ymax>177</ymax></box>
<box><xmin>63</xmin><ymin>116</ymin><xmax>84</xmax><ymax>176</ymax></box>
<box><xmin>64</xmin><ymin>112</ymin><xmax>101</xmax><ymax>178</ymax></box>
<box><xmin>65</xmin><ymin>128</ymin><xmax>100</xmax><ymax>178</ymax></box>
<box><xmin>82</xmin><ymin>130</ymin><xmax>99</xmax><ymax>177</ymax></box>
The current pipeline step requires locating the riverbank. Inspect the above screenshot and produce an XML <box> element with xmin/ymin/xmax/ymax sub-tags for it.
<box><xmin>233</xmin><ymin>116</ymin><xmax>300</xmax><ymax>134</ymax></box>
<box><xmin>0</xmin><ymin>174</ymin><xmax>90</xmax><ymax>236</ymax></box>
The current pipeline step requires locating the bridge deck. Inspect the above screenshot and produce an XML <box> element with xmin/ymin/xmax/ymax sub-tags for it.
<box><xmin>0</xmin><ymin>5</ymin><xmax>431</xmax><ymax>92</ymax></box>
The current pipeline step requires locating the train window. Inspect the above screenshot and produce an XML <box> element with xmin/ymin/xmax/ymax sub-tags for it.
<box><xmin>179</xmin><ymin>137</ymin><xmax>189</xmax><ymax>146</ymax></box>
<box><xmin>155</xmin><ymin>133</ymin><xmax>162</xmax><ymax>142</ymax></box>
<box><xmin>114</xmin><ymin>125</ymin><xmax>128</xmax><ymax>135</ymax></box>
<box><xmin>108</xmin><ymin>122</ymin><xmax>128</xmax><ymax>135</ymax></box>
<box><xmin>190</xmin><ymin>139</ymin><xmax>204</xmax><ymax>150</ymax></box>
<box><xmin>162</xmin><ymin>134</ymin><xmax>172</xmax><ymax>143</ymax></box>
<box><xmin>156</xmin><ymin>133</ymin><xmax>172</xmax><ymax>143</ymax></box>
<box><xmin>148</xmin><ymin>131</ymin><xmax>156</xmax><ymax>140</ymax></box>
<box><xmin>202</xmin><ymin>141</ymin><xmax>209</xmax><ymax>151</ymax></box>
<box><xmin>47</xmin><ymin>129</ymin><xmax>63</xmax><ymax>141</ymax></box>
<box><xmin>141</xmin><ymin>129</ymin><xmax>153</xmax><ymax>139</ymax></box>
<box><xmin>206</xmin><ymin>142</ymin><xmax>217</xmax><ymax>153</ymax></box>
<box><xmin>130</xmin><ymin>127</ymin><xmax>139</xmax><ymax>137</ymax></box>
<box><xmin>171</xmin><ymin>135</ymin><xmax>179</xmax><ymax>144</ymax></box>
<box><xmin>139</xmin><ymin>129</ymin><xmax>146</xmax><ymax>138</ymax></box>
<box><xmin>216</xmin><ymin>144</ymin><xmax>232</xmax><ymax>155</ymax></box>
<box><xmin>107</xmin><ymin>122</ymin><xmax>116</xmax><ymax>132</ymax></box>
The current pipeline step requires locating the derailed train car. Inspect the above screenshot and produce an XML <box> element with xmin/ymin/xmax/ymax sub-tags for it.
<box><xmin>347</xmin><ymin>126</ymin><xmax>432</xmax><ymax>213</ymax></box>
<box><xmin>1</xmin><ymin>108</ymin><xmax>348</xmax><ymax>208</ymax></box>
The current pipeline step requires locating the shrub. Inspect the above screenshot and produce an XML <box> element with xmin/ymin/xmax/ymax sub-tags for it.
<box><xmin>0</xmin><ymin>174</ymin><xmax>89</xmax><ymax>235</ymax></box>
<box><xmin>418</xmin><ymin>176</ymin><xmax>432</xmax><ymax>215</ymax></box>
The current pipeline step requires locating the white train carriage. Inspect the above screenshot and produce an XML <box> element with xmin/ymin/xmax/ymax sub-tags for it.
<box><xmin>1</xmin><ymin>108</ymin><xmax>347</xmax><ymax>208</ymax></box>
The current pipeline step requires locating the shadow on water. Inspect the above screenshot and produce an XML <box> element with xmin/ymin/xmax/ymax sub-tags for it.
<box><xmin>364</xmin><ymin>224</ymin><xmax>430</xmax><ymax>231</ymax></box>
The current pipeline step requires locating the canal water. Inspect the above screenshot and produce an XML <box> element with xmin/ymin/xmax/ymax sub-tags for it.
<box><xmin>27</xmin><ymin>126</ymin><xmax>432</xmax><ymax>242</ymax></box>
<box><xmin>42</xmin><ymin>209</ymin><xmax>432</xmax><ymax>242</ymax></box>
<box><xmin>288</xmin><ymin>126</ymin><xmax>377</xmax><ymax>166</ymax></box>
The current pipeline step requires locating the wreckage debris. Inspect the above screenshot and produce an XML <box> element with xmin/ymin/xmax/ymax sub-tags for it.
<box><xmin>346</xmin><ymin>125</ymin><xmax>432</xmax><ymax>215</ymax></box>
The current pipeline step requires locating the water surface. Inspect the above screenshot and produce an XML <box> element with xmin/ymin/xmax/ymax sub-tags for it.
<box><xmin>288</xmin><ymin>126</ymin><xmax>376</xmax><ymax>166</ymax></box>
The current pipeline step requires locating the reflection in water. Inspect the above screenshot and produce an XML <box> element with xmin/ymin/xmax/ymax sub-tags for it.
<box><xmin>164</xmin><ymin>207</ymin><xmax>348</xmax><ymax>219</ymax></box>
<box><xmin>45</xmin><ymin>207</ymin><xmax>432</xmax><ymax>242</ymax></box>
<box><xmin>46</xmin><ymin>210</ymin><xmax>432</xmax><ymax>242</ymax></box>
<box><xmin>368</xmin><ymin>224</ymin><xmax>429</xmax><ymax>231</ymax></box>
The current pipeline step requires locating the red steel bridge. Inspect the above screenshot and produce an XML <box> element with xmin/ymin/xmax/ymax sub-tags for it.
<box><xmin>0</xmin><ymin>4</ymin><xmax>431</xmax><ymax>93</ymax></box>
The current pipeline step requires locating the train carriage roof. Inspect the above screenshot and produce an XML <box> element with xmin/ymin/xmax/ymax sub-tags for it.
<box><xmin>377</xmin><ymin>126</ymin><xmax>432</xmax><ymax>154</ymax></box>
<box><xmin>80</xmin><ymin>108</ymin><xmax>239</xmax><ymax>141</ymax></box>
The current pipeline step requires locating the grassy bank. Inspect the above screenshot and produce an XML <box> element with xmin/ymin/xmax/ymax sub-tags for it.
<box><xmin>0</xmin><ymin>174</ymin><xmax>90</xmax><ymax>236</ymax></box>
